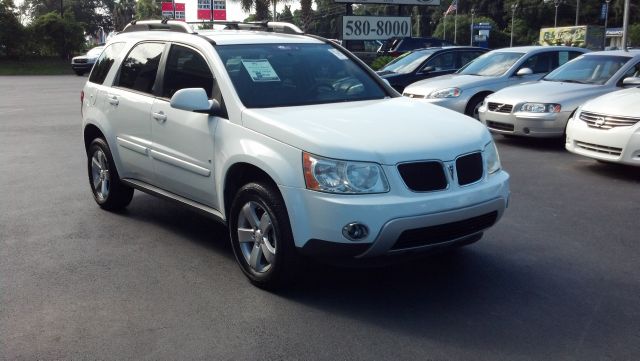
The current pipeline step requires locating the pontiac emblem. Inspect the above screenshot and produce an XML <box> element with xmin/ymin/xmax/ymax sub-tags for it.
<box><xmin>594</xmin><ymin>116</ymin><xmax>606</xmax><ymax>127</ymax></box>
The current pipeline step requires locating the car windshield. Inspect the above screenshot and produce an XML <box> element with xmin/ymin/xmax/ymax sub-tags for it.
<box><xmin>87</xmin><ymin>47</ymin><xmax>104</xmax><ymax>57</ymax></box>
<box><xmin>380</xmin><ymin>50</ymin><xmax>436</xmax><ymax>74</ymax></box>
<box><xmin>543</xmin><ymin>55</ymin><xmax>632</xmax><ymax>85</ymax></box>
<box><xmin>458</xmin><ymin>51</ymin><xmax>524</xmax><ymax>76</ymax></box>
<box><xmin>216</xmin><ymin>43</ymin><xmax>387</xmax><ymax>108</ymax></box>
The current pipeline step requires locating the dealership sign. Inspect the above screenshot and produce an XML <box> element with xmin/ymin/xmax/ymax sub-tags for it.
<box><xmin>335</xmin><ymin>0</ymin><xmax>439</xmax><ymax>5</ymax></box>
<box><xmin>161</xmin><ymin>2</ymin><xmax>186</xmax><ymax>21</ymax></box>
<box><xmin>342</xmin><ymin>16</ymin><xmax>411</xmax><ymax>40</ymax></box>
<box><xmin>197</xmin><ymin>0</ymin><xmax>227</xmax><ymax>20</ymax></box>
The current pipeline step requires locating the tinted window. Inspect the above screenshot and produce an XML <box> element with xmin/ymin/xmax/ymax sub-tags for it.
<box><xmin>617</xmin><ymin>61</ymin><xmax>640</xmax><ymax>86</ymax></box>
<box><xmin>117</xmin><ymin>42</ymin><xmax>164</xmax><ymax>94</ymax></box>
<box><xmin>544</xmin><ymin>55</ymin><xmax>631</xmax><ymax>85</ymax></box>
<box><xmin>380</xmin><ymin>50</ymin><xmax>436</xmax><ymax>74</ymax></box>
<box><xmin>458</xmin><ymin>52</ymin><xmax>524</xmax><ymax>76</ymax></box>
<box><xmin>520</xmin><ymin>52</ymin><xmax>554</xmax><ymax>74</ymax></box>
<box><xmin>216</xmin><ymin>43</ymin><xmax>386</xmax><ymax>108</ymax></box>
<box><xmin>89</xmin><ymin>43</ymin><xmax>125</xmax><ymax>85</ymax></box>
<box><xmin>424</xmin><ymin>52</ymin><xmax>456</xmax><ymax>71</ymax></box>
<box><xmin>459</xmin><ymin>51</ymin><xmax>485</xmax><ymax>68</ymax></box>
<box><xmin>162</xmin><ymin>44</ymin><xmax>213</xmax><ymax>98</ymax></box>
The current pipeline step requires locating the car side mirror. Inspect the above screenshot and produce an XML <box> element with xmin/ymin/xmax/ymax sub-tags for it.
<box><xmin>420</xmin><ymin>66</ymin><xmax>435</xmax><ymax>74</ymax></box>
<box><xmin>622</xmin><ymin>76</ymin><xmax>640</xmax><ymax>87</ymax></box>
<box><xmin>170</xmin><ymin>88</ymin><xmax>219</xmax><ymax>115</ymax></box>
<box><xmin>516</xmin><ymin>68</ymin><xmax>533</xmax><ymax>76</ymax></box>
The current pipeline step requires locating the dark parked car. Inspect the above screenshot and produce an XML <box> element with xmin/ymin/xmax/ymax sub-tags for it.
<box><xmin>377</xmin><ymin>37</ymin><xmax>453</xmax><ymax>57</ymax></box>
<box><xmin>377</xmin><ymin>46</ymin><xmax>487</xmax><ymax>92</ymax></box>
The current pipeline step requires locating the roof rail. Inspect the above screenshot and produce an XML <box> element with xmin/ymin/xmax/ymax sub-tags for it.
<box><xmin>187</xmin><ymin>20</ymin><xmax>303</xmax><ymax>35</ymax></box>
<box><xmin>122</xmin><ymin>19</ymin><xmax>196</xmax><ymax>34</ymax></box>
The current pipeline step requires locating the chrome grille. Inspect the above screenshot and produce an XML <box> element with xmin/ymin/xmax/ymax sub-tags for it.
<box><xmin>487</xmin><ymin>102</ymin><xmax>513</xmax><ymax>113</ymax></box>
<box><xmin>580</xmin><ymin>111</ymin><xmax>640</xmax><ymax>129</ymax></box>
<box><xmin>74</xmin><ymin>58</ymin><xmax>88</xmax><ymax>64</ymax></box>
<box><xmin>575</xmin><ymin>141</ymin><xmax>622</xmax><ymax>156</ymax></box>
<box><xmin>403</xmin><ymin>93</ymin><xmax>425</xmax><ymax>99</ymax></box>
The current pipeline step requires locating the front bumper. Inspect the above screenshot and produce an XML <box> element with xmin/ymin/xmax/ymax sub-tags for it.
<box><xmin>403</xmin><ymin>94</ymin><xmax>470</xmax><ymax>114</ymax></box>
<box><xmin>479</xmin><ymin>105</ymin><xmax>572</xmax><ymax>138</ymax></box>
<box><xmin>279</xmin><ymin>169</ymin><xmax>509</xmax><ymax>259</ymax></box>
<box><xmin>565</xmin><ymin>115</ymin><xmax>640</xmax><ymax>166</ymax></box>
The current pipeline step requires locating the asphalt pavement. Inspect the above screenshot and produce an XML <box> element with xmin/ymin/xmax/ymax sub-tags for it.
<box><xmin>1</xmin><ymin>75</ymin><xmax>639</xmax><ymax>360</ymax></box>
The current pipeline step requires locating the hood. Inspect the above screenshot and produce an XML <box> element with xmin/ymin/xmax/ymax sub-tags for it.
<box><xmin>241</xmin><ymin>97</ymin><xmax>491</xmax><ymax>165</ymax></box>
<box><xmin>582</xmin><ymin>87</ymin><xmax>640</xmax><ymax>118</ymax></box>
<box><xmin>403</xmin><ymin>74</ymin><xmax>503</xmax><ymax>96</ymax></box>
<box><xmin>486</xmin><ymin>81</ymin><xmax>614</xmax><ymax>109</ymax></box>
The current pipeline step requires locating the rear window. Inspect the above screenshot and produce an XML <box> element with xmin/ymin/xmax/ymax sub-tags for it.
<box><xmin>89</xmin><ymin>43</ymin><xmax>125</xmax><ymax>85</ymax></box>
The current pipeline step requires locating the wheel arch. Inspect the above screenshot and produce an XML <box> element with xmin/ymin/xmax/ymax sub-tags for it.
<box><xmin>222</xmin><ymin>162</ymin><xmax>281</xmax><ymax>220</ymax></box>
<box><xmin>83</xmin><ymin>123</ymin><xmax>105</xmax><ymax>153</ymax></box>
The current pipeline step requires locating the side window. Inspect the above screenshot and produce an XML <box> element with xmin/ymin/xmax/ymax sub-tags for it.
<box><xmin>116</xmin><ymin>42</ymin><xmax>164</xmax><ymax>94</ymax></box>
<box><xmin>162</xmin><ymin>44</ymin><xmax>214</xmax><ymax>99</ymax></box>
<box><xmin>458</xmin><ymin>51</ymin><xmax>484</xmax><ymax>68</ymax></box>
<box><xmin>424</xmin><ymin>52</ymin><xmax>456</xmax><ymax>71</ymax></box>
<box><xmin>89</xmin><ymin>42</ymin><xmax>125</xmax><ymax>85</ymax></box>
<box><xmin>556</xmin><ymin>51</ymin><xmax>583</xmax><ymax>68</ymax></box>
<box><xmin>521</xmin><ymin>52</ymin><xmax>554</xmax><ymax>74</ymax></box>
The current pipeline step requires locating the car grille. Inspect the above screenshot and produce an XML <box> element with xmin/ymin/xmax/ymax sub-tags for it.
<box><xmin>403</xmin><ymin>93</ymin><xmax>425</xmax><ymax>99</ymax></box>
<box><xmin>575</xmin><ymin>141</ymin><xmax>623</xmax><ymax>156</ymax></box>
<box><xmin>580</xmin><ymin>111</ymin><xmax>640</xmax><ymax>129</ymax></box>
<box><xmin>456</xmin><ymin>152</ymin><xmax>483</xmax><ymax>186</ymax></box>
<box><xmin>487</xmin><ymin>102</ymin><xmax>513</xmax><ymax>113</ymax></box>
<box><xmin>74</xmin><ymin>58</ymin><xmax>88</xmax><ymax>64</ymax></box>
<box><xmin>391</xmin><ymin>211</ymin><xmax>498</xmax><ymax>250</ymax></box>
<box><xmin>398</xmin><ymin>161</ymin><xmax>448</xmax><ymax>192</ymax></box>
<box><xmin>486</xmin><ymin>121</ymin><xmax>515</xmax><ymax>132</ymax></box>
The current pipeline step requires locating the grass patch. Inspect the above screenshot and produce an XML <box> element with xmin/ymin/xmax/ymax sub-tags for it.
<box><xmin>0</xmin><ymin>57</ymin><xmax>74</xmax><ymax>75</ymax></box>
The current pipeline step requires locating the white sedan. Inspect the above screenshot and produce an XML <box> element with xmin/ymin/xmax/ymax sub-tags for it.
<box><xmin>566</xmin><ymin>83</ymin><xmax>640</xmax><ymax>166</ymax></box>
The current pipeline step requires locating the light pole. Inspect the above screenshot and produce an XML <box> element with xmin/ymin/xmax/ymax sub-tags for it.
<box><xmin>554</xmin><ymin>0</ymin><xmax>560</xmax><ymax>28</ymax></box>
<box><xmin>622</xmin><ymin>0</ymin><xmax>630</xmax><ymax>51</ymax></box>
<box><xmin>575</xmin><ymin>0</ymin><xmax>580</xmax><ymax>26</ymax></box>
<box><xmin>603</xmin><ymin>0</ymin><xmax>611</xmax><ymax>49</ymax></box>
<box><xmin>510</xmin><ymin>3</ymin><xmax>518</xmax><ymax>47</ymax></box>
<box><xmin>470</xmin><ymin>8</ymin><xmax>475</xmax><ymax>46</ymax></box>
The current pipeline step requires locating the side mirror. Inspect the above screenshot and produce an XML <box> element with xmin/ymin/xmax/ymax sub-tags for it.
<box><xmin>420</xmin><ymin>66</ymin><xmax>435</xmax><ymax>74</ymax></box>
<box><xmin>622</xmin><ymin>77</ymin><xmax>640</xmax><ymax>87</ymax></box>
<box><xmin>170</xmin><ymin>88</ymin><xmax>219</xmax><ymax>115</ymax></box>
<box><xmin>516</xmin><ymin>68</ymin><xmax>533</xmax><ymax>76</ymax></box>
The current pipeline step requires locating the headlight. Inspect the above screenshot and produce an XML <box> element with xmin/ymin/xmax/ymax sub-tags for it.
<box><xmin>427</xmin><ymin>87</ymin><xmax>461</xmax><ymax>99</ymax></box>
<box><xmin>483</xmin><ymin>141</ymin><xmax>501</xmax><ymax>174</ymax></box>
<box><xmin>303</xmin><ymin>152</ymin><xmax>389</xmax><ymax>194</ymax></box>
<box><xmin>520</xmin><ymin>103</ymin><xmax>561</xmax><ymax>113</ymax></box>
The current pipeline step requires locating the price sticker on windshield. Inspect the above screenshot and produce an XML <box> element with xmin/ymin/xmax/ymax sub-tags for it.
<box><xmin>242</xmin><ymin>59</ymin><xmax>281</xmax><ymax>82</ymax></box>
<box><xmin>342</xmin><ymin>16</ymin><xmax>411</xmax><ymax>41</ymax></box>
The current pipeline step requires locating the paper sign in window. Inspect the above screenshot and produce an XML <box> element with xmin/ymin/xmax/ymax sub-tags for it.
<box><xmin>241</xmin><ymin>59</ymin><xmax>281</xmax><ymax>82</ymax></box>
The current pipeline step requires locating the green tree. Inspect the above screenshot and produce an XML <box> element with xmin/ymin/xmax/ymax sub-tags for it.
<box><xmin>0</xmin><ymin>0</ymin><xmax>26</xmax><ymax>58</ymax></box>
<box><xmin>113</xmin><ymin>0</ymin><xmax>136</xmax><ymax>31</ymax></box>
<box><xmin>279</xmin><ymin>5</ymin><xmax>293</xmax><ymax>22</ymax></box>
<box><xmin>136</xmin><ymin>0</ymin><xmax>158</xmax><ymax>20</ymax></box>
<box><xmin>629</xmin><ymin>23</ymin><xmax>640</xmax><ymax>47</ymax></box>
<box><xmin>31</xmin><ymin>11</ymin><xmax>85</xmax><ymax>58</ymax></box>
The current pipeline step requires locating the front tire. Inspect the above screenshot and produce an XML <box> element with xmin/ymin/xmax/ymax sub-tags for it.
<box><xmin>229</xmin><ymin>182</ymin><xmax>299</xmax><ymax>290</ymax></box>
<box><xmin>465</xmin><ymin>93</ymin><xmax>490</xmax><ymax>120</ymax></box>
<box><xmin>87</xmin><ymin>138</ymin><xmax>134</xmax><ymax>211</ymax></box>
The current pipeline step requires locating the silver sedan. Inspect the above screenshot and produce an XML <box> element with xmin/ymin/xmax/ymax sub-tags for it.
<box><xmin>478</xmin><ymin>50</ymin><xmax>640</xmax><ymax>138</ymax></box>
<box><xmin>403</xmin><ymin>46</ymin><xmax>588</xmax><ymax>119</ymax></box>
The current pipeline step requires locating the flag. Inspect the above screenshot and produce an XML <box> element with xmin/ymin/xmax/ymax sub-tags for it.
<box><xmin>444</xmin><ymin>0</ymin><xmax>457</xmax><ymax>15</ymax></box>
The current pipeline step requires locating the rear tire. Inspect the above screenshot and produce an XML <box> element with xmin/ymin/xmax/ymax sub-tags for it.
<box><xmin>229</xmin><ymin>182</ymin><xmax>299</xmax><ymax>290</ymax></box>
<box><xmin>87</xmin><ymin>138</ymin><xmax>134</xmax><ymax>211</ymax></box>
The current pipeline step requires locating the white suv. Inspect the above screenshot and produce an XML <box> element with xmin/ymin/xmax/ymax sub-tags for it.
<box><xmin>81</xmin><ymin>20</ymin><xmax>510</xmax><ymax>288</ymax></box>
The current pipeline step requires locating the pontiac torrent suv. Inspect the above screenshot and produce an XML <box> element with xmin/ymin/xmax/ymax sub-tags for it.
<box><xmin>81</xmin><ymin>20</ymin><xmax>510</xmax><ymax>289</ymax></box>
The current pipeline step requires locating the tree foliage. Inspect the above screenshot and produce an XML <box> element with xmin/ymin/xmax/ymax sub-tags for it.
<box><xmin>0</xmin><ymin>0</ymin><xmax>27</xmax><ymax>58</ymax></box>
<box><xmin>31</xmin><ymin>11</ymin><xmax>85</xmax><ymax>58</ymax></box>
<box><xmin>136</xmin><ymin>0</ymin><xmax>159</xmax><ymax>20</ymax></box>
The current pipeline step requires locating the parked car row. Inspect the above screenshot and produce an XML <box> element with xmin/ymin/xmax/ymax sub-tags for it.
<box><xmin>399</xmin><ymin>46</ymin><xmax>640</xmax><ymax>167</ymax></box>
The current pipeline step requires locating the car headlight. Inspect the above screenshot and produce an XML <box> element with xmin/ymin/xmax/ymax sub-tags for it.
<box><xmin>427</xmin><ymin>87</ymin><xmax>461</xmax><ymax>99</ymax></box>
<box><xmin>483</xmin><ymin>141</ymin><xmax>501</xmax><ymax>174</ymax></box>
<box><xmin>520</xmin><ymin>103</ymin><xmax>561</xmax><ymax>113</ymax></box>
<box><xmin>303</xmin><ymin>152</ymin><xmax>389</xmax><ymax>194</ymax></box>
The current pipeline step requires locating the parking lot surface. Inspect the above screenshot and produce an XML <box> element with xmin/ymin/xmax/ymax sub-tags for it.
<box><xmin>1</xmin><ymin>76</ymin><xmax>639</xmax><ymax>360</ymax></box>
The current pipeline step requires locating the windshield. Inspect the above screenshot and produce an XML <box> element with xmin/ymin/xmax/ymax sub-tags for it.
<box><xmin>458</xmin><ymin>51</ymin><xmax>524</xmax><ymax>76</ymax></box>
<box><xmin>216</xmin><ymin>44</ymin><xmax>387</xmax><ymax>108</ymax></box>
<box><xmin>380</xmin><ymin>50</ymin><xmax>436</xmax><ymax>74</ymax></box>
<box><xmin>87</xmin><ymin>47</ymin><xmax>104</xmax><ymax>57</ymax></box>
<box><xmin>543</xmin><ymin>55</ymin><xmax>631</xmax><ymax>85</ymax></box>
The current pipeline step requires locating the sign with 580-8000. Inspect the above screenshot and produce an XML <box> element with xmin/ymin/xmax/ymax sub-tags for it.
<box><xmin>342</xmin><ymin>16</ymin><xmax>411</xmax><ymax>40</ymax></box>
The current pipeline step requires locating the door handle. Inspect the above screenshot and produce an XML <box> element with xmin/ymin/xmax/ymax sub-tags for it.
<box><xmin>152</xmin><ymin>111</ymin><xmax>167</xmax><ymax>123</ymax></box>
<box><xmin>107</xmin><ymin>95</ymin><xmax>119</xmax><ymax>106</ymax></box>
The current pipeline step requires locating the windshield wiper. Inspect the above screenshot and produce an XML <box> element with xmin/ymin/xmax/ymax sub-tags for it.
<box><xmin>548</xmin><ymin>79</ymin><xmax>587</xmax><ymax>84</ymax></box>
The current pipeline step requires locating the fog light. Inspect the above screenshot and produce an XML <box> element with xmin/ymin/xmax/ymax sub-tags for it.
<box><xmin>342</xmin><ymin>222</ymin><xmax>369</xmax><ymax>241</ymax></box>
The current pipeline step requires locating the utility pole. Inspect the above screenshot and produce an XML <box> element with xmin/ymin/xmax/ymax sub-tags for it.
<box><xmin>453</xmin><ymin>3</ymin><xmax>458</xmax><ymax>44</ymax></box>
<box><xmin>60</xmin><ymin>0</ymin><xmax>63</xmax><ymax>16</ymax></box>
<box><xmin>622</xmin><ymin>0</ymin><xmax>630</xmax><ymax>51</ymax></box>
<box><xmin>603</xmin><ymin>0</ymin><xmax>611</xmax><ymax>49</ymax></box>
<box><xmin>554</xmin><ymin>0</ymin><xmax>560</xmax><ymax>28</ymax></box>
<box><xmin>510</xmin><ymin>3</ymin><xmax>518</xmax><ymax>47</ymax></box>
<box><xmin>575</xmin><ymin>0</ymin><xmax>580</xmax><ymax>26</ymax></box>
<box><xmin>172</xmin><ymin>0</ymin><xmax>176</xmax><ymax>19</ymax></box>
<box><xmin>470</xmin><ymin>8</ymin><xmax>475</xmax><ymax>46</ymax></box>
<box><xmin>443</xmin><ymin>14</ymin><xmax>447</xmax><ymax>41</ymax></box>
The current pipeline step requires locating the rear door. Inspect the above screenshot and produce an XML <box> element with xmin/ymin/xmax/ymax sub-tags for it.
<box><xmin>106</xmin><ymin>42</ymin><xmax>165</xmax><ymax>183</ymax></box>
<box><xmin>149</xmin><ymin>43</ymin><xmax>220</xmax><ymax>207</ymax></box>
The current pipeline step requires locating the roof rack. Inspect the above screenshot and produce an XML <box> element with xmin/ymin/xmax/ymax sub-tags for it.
<box><xmin>188</xmin><ymin>20</ymin><xmax>303</xmax><ymax>34</ymax></box>
<box><xmin>122</xmin><ymin>19</ymin><xmax>196</xmax><ymax>34</ymax></box>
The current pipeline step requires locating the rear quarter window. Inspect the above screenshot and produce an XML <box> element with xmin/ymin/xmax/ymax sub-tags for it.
<box><xmin>89</xmin><ymin>43</ymin><xmax>126</xmax><ymax>85</ymax></box>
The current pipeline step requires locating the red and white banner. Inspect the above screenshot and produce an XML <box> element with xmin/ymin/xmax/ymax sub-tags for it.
<box><xmin>175</xmin><ymin>3</ymin><xmax>185</xmax><ymax>21</ymax></box>
<box><xmin>161</xmin><ymin>2</ymin><xmax>186</xmax><ymax>21</ymax></box>
<box><xmin>197</xmin><ymin>0</ymin><xmax>212</xmax><ymax>20</ymax></box>
<box><xmin>213</xmin><ymin>0</ymin><xmax>227</xmax><ymax>20</ymax></box>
